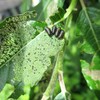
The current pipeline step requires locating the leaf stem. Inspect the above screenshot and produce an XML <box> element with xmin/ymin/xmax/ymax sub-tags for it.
<box><xmin>41</xmin><ymin>51</ymin><xmax>63</xmax><ymax>100</ymax></box>
<box><xmin>58</xmin><ymin>70</ymin><xmax>71</xmax><ymax>100</ymax></box>
<box><xmin>58</xmin><ymin>71</ymin><xmax>66</xmax><ymax>94</ymax></box>
<box><xmin>55</xmin><ymin>0</ymin><xmax>78</xmax><ymax>25</ymax></box>
<box><xmin>41</xmin><ymin>1</ymin><xmax>78</xmax><ymax>99</ymax></box>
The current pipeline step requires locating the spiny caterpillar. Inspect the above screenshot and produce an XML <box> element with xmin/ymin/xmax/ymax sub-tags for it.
<box><xmin>0</xmin><ymin>11</ymin><xmax>37</xmax><ymax>67</ymax></box>
<box><xmin>45</xmin><ymin>26</ymin><xmax>65</xmax><ymax>39</ymax></box>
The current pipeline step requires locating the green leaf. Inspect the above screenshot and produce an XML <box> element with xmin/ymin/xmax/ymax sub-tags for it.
<box><xmin>77</xmin><ymin>7</ymin><xmax>100</xmax><ymax>53</ymax></box>
<box><xmin>81</xmin><ymin>60</ymin><xmax>100</xmax><ymax>89</ymax></box>
<box><xmin>0</xmin><ymin>13</ymin><xmax>64</xmax><ymax>92</ymax></box>
<box><xmin>33</xmin><ymin>0</ymin><xmax>65</xmax><ymax>21</ymax></box>
<box><xmin>76</xmin><ymin>7</ymin><xmax>100</xmax><ymax>96</ymax></box>
<box><xmin>0</xmin><ymin>11</ymin><xmax>37</xmax><ymax>68</ymax></box>
<box><xmin>21</xmin><ymin>0</ymin><xmax>32</xmax><ymax>13</ymax></box>
<box><xmin>6</xmin><ymin>30</ymin><xmax>64</xmax><ymax>86</ymax></box>
<box><xmin>17</xmin><ymin>85</ymin><xmax>31</xmax><ymax>100</ymax></box>
<box><xmin>50</xmin><ymin>8</ymin><xmax>65</xmax><ymax>23</ymax></box>
<box><xmin>54</xmin><ymin>92</ymin><xmax>66</xmax><ymax>100</ymax></box>
<box><xmin>0</xmin><ymin>84</ymin><xmax>14</xmax><ymax>100</ymax></box>
<box><xmin>54</xmin><ymin>90</ymin><xmax>71</xmax><ymax>100</ymax></box>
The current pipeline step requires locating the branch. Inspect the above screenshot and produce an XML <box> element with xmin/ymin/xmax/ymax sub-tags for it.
<box><xmin>41</xmin><ymin>51</ymin><xmax>63</xmax><ymax>100</ymax></box>
<box><xmin>58</xmin><ymin>70</ymin><xmax>71</xmax><ymax>100</ymax></box>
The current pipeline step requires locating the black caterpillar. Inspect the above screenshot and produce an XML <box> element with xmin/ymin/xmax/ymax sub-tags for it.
<box><xmin>45</xmin><ymin>26</ymin><xmax>65</xmax><ymax>39</ymax></box>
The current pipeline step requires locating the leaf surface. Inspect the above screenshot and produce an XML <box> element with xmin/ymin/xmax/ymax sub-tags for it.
<box><xmin>0</xmin><ymin>12</ymin><xmax>64</xmax><ymax>91</ymax></box>
<box><xmin>76</xmin><ymin>7</ymin><xmax>100</xmax><ymax>93</ymax></box>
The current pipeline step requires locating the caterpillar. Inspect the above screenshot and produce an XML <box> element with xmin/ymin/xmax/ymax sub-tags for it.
<box><xmin>45</xmin><ymin>26</ymin><xmax>65</xmax><ymax>39</ymax></box>
<box><xmin>0</xmin><ymin>10</ymin><xmax>37</xmax><ymax>67</ymax></box>
<box><xmin>0</xmin><ymin>10</ymin><xmax>37</xmax><ymax>34</ymax></box>
<box><xmin>5</xmin><ymin>11</ymin><xmax>37</xmax><ymax>24</ymax></box>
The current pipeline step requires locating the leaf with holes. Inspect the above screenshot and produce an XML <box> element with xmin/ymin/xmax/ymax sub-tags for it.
<box><xmin>0</xmin><ymin>15</ymin><xmax>64</xmax><ymax>91</ymax></box>
<box><xmin>0</xmin><ymin>11</ymin><xmax>37</xmax><ymax>68</ymax></box>
<box><xmin>0</xmin><ymin>28</ymin><xmax>64</xmax><ymax>90</ymax></box>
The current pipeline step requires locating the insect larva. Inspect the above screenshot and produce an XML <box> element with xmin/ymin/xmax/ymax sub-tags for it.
<box><xmin>0</xmin><ymin>11</ymin><xmax>37</xmax><ymax>29</ymax></box>
<box><xmin>45</xmin><ymin>26</ymin><xmax>65</xmax><ymax>39</ymax></box>
<box><xmin>58</xmin><ymin>30</ymin><xmax>64</xmax><ymax>39</ymax></box>
<box><xmin>52</xmin><ymin>26</ymin><xmax>57</xmax><ymax>35</ymax></box>
<box><xmin>45</xmin><ymin>27</ymin><xmax>52</xmax><ymax>36</ymax></box>
<box><xmin>55</xmin><ymin>28</ymin><xmax>61</xmax><ymax>37</ymax></box>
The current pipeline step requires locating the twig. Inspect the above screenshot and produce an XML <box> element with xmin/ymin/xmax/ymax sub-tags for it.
<box><xmin>58</xmin><ymin>70</ymin><xmax>71</xmax><ymax>100</ymax></box>
<box><xmin>41</xmin><ymin>51</ymin><xmax>63</xmax><ymax>100</ymax></box>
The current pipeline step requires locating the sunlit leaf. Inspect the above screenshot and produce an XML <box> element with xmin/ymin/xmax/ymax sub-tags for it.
<box><xmin>0</xmin><ymin>84</ymin><xmax>14</xmax><ymax>100</ymax></box>
<box><xmin>0</xmin><ymin>11</ymin><xmax>37</xmax><ymax>68</ymax></box>
<box><xmin>0</xmin><ymin>12</ymin><xmax>64</xmax><ymax>92</ymax></box>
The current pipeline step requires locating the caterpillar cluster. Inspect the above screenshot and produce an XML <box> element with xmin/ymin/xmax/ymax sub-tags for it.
<box><xmin>45</xmin><ymin>26</ymin><xmax>65</xmax><ymax>39</ymax></box>
<box><xmin>0</xmin><ymin>11</ymin><xmax>37</xmax><ymax>32</ymax></box>
<box><xmin>5</xmin><ymin>11</ymin><xmax>37</xmax><ymax>24</ymax></box>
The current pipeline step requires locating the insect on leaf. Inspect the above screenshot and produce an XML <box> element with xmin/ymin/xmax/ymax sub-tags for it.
<box><xmin>1</xmin><ymin>30</ymin><xmax>64</xmax><ymax>87</ymax></box>
<box><xmin>0</xmin><ymin>11</ymin><xmax>37</xmax><ymax>68</ymax></box>
<box><xmin>0</xmin><ymin>11</ymin><xmax>64</xmax><ymax>90</ymax></box>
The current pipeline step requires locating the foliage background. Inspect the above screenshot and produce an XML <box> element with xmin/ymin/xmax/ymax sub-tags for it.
<box><xmin>0</xmin><ymin>0</ymin><xmax>100</xmax><ymax>100</ymax></box>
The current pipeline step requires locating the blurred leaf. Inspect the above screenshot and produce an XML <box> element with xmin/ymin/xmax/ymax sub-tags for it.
<box><xmin>0</xmin><ymin>11</ymin><xmax>37</xmax><ymax>68</ymax></box>
<box><xmin>21</xmin><ymin>0</ymin><xmax>32</xmax><ymax>13</ymax></box>
<box><xmin>50</xmin><ymin>8</ymin><xmax>65</xmax><ymax>23</ymax></box>
<box><xmin>0</xmin><ymin>84</ymin><xmax>14</xmax><ymax>100</ymax></box>
<box><xmin>33</xmin><ymin>0</ymin><xmax>65</xmax><ymax>21</ymax></box>
<box><xmin>54</xmin><ymin>92</ymin><xmax>66</xmax><ymax>100</ymax></box>
<box><xmin>54</xmin><ymin>91</ymin><xmax>71</xmax><ymax>100</ymax></box>
<box><xmin>76</xmin><ymin>7</ymin><xmax>100</xmax><ymax>97</ymax></box>
<box><xmin>17</xmin><ymin>85</ymin><xmax>31</xmax><ymax>100</ymax></box>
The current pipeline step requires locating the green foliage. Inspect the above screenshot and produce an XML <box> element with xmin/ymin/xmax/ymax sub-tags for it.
<box><xmin>0</xmin><ymin>0</ymin><xmax>100</xmax><ymax>100</ymax></box>
<box><xmin>21</xmin><ymin>0</ymin><xmax>32</xmax><ymax>13</ymax></box>
<box><xmin>50</xmin><ymin>8</ymin><xmax>65</xmax><ymax>23</ymax></box>
<box><xmin>0</xmin><ymin>12</ymin><xmax>64</xmax><ymax>92</ymax></box>
<box><xmin>17</xmin><ymin>85</ymin><xmax>31</xmax><ymax>100</ymax></box>
<box><xmin>76</xmin><ymin>7</ymin><xmax>100</xmax><ymax>94</ymax></box>
<box><xmin>54</xmin><ymin>92</ymin><xmax>66</xmax><ymax>100</ymax></box>
<box><xmin>0</xmin><ymin>11</ymin><xmax>37</xmax><ymax>68</ymax></box>
<box><xmin>32</xmin><ymin>0</ymin><xmax>65</xmax><ymax>21</ymax></box>
<box><xmin>0</xmin><ymin>84</ymin><xmax>14</xmax><ymax>100</ymax></box>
